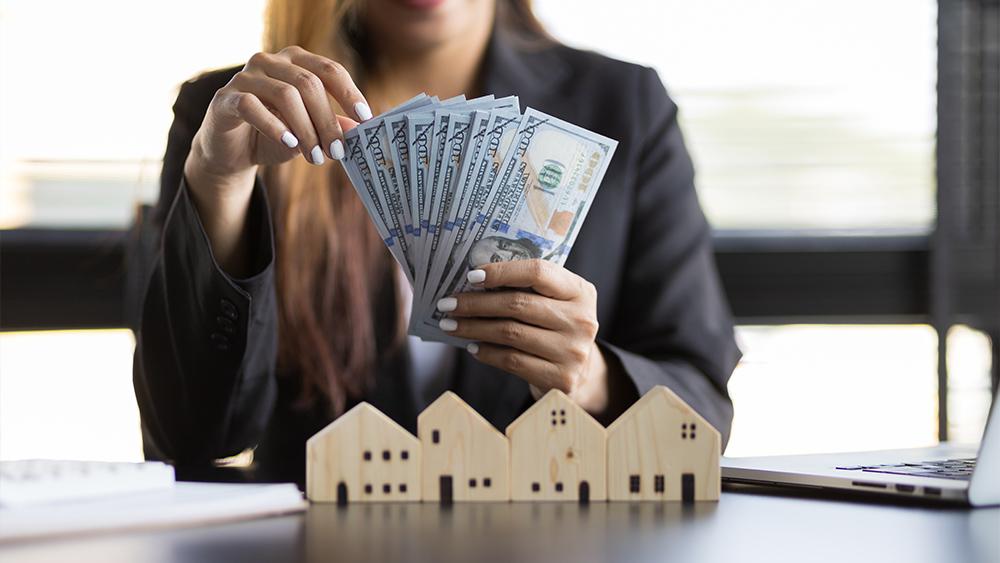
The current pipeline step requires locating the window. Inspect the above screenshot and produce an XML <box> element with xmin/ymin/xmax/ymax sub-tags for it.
<box><xmin>431</xmin><ymin>430</ymin><xmax>440</xmax><ymax>444</ymax></box>
<box><xmin>654</xmin><ymin>475</ymin><xmax>665</xmax><ymax>493</ymax></box>
<box><xmin>726</xmin><ymin>325</ymin><xmax>993</xmax><ymax>456</ymax></box>
<box><xmin>534</xmin><ymin>0</ymin><xmax>936</xmax><ymax>230</ymax></box>
<box><xmin>0</xmin><ymin>0</ymin><xmax>269</xmax><ymax>229</ymax></box>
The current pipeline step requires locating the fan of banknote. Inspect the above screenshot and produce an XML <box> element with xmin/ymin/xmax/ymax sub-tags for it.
<box><xmin>340</xmin><ymin>94</ymin><xmax>618</xmax><ymax>345</ymax></box>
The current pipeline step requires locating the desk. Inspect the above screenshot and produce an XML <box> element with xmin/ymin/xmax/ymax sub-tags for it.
<box><xmin>2</xmin><ymin>486</ymin><xmax>997</xmax><ymax>563</ymax></box>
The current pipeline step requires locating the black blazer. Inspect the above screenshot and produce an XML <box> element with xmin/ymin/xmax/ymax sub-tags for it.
<box><xmin>133</xmin><ymin>29</ymin><xmax>741</xmax><ymax>486</ymax></box>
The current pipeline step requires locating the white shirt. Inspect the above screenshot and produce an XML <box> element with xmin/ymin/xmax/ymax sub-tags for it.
<box><xmin>397</xmin><ymin>266</ymin><xmax>454</xmax><ymax>410</ymax></box>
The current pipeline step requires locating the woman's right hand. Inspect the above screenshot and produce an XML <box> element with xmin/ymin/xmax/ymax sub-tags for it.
<box><xmin>189</xmin><ymin>45</ymin><xmax>371</xmax><ymax>184</ymax></box>
<box><xmin>182</xmin><ymin>46</ymin><xmax>371</xmax><ymax>275</ymax></box>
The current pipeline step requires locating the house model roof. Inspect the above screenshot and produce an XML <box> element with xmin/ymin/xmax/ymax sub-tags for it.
<box><xmin>606</xmin><ymin>385</ymin><xmax>717</xmax><ymax>437</ymax></box>
<box><xmin>307</xmin><ymin>402</ymin><xmax>419</xmax><ymax>446</ymax></box>
<box><xmin>504</xmin><ymin>389</ymin><xmax>605</xmax><ymax>436</ymax></box>
<box><xmin>418</xmin><ymin>391</ymin><xmax>506</xmax><ymax>440</ymax></box>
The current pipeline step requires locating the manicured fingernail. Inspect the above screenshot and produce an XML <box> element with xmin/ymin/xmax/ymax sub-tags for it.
<box><xmin>330</xmin><ymin>139</ymin><xmax>345</xmax><ymax>160</ymax></box>
<box><xmin>281</xmin><ymin>131</ymin><xmax>299</xmax><ymax>148</ymax></box>
<box><xmin>439</xmin><ymin>318</ymin><xmax>458</xmax><ymax>332</ymax></box>
<box><xmin>466</xmin><ymin>343</ymin><xmax>479</xmax><ymax>355</ymax></box>
<box><xmin>467</xmin><ymin>269</ymin><xmax>486</xmax><ymax>284</ymax></box>
<box><xmin>437</xmin><ymin>297</ymin><xmax>457</xmax><ymax>312</ymax></box>
<box><xmin>354</xmin><ymin>102</ymin><xmax>373</xmax><ymax>121</ymax></box>
<box><xmin>310</xmin><ymin>145</ymin><xmax>325</xmax><ymax>165</ymax></box>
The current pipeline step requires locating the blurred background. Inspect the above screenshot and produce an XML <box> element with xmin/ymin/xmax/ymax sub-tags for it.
<box><xmin>0</xmin><ymin>0</ymin><xmax>997</xmax><ymax>461</ymax></box>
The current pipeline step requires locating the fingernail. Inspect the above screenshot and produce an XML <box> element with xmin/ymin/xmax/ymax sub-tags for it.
<box><xmin>281</xmin><ymin>131</ymin><xmax>299</xmax><ymax>148</ymax></box>
<box><xmin>466</xmin><ymin>343</ymin><xmax>479</xmax><ymax>355</ymax></box>
<box><xmin>354</xmin><ymin>102</ymin><xmax>373</xmax><ymax>121</ymax></box>
<box><xmin>437</xmin><ymin>297</ymin><xmax>457</xmax><ymax>312</ymax></box>
<box><xmin>467</xmin><ymin>269</ymin><xmax>486</xmax><ymax>284</ymax></box>
<box><xmin>330</xmin><ymin>139</ymin><xmax>345</xmax><ymax>160</ymax></box>
<box><xmin>439</xmin><ymin>318</ymin><xmax>458</xmax><ymax>332</ymax></box>
<box><xmin>310</xmin><ymin>145</ymin><xmax>325</xmax><ymax>165</ymax></box>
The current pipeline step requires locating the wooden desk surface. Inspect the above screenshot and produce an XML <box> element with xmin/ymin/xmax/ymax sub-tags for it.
<box><xmin>3</xmin><ymin>486</ymin><xmax>998</xmax><ymax>563</ymax></box>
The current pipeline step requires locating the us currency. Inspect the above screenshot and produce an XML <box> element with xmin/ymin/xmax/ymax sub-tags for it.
<box><xmin>406</xmin><ymin>113</ymin><xmax>436</xmax><ymax>273</ymax></box>
<box><xmin>386</xmin><ymin>114</ymin><xmax>416</xmax><ymax>241</ymax></box>
<box><xmin>356</xmin><ymin>119</ymin><xmax>415</xmax><ymax>277</ymax></box>
<box><xmin>396</xmin><ymin>96</ymin><xmax>476</xmax><ymax>259</ymax></box>
<box><xmin>412</xmin><ymin>98</ymin><xmax>520</xmax><ymax>302</ymax></box>
<box><xmin>419</xmin><ymin>108</ymin><xmax>521</xmax><ymax>323</ymax></box>
<box><xmin>342</xmin><ymin>132</ymin><xmax>414</xmax><ymax>284</ymax></box>
<box><xmin>342</xmin><ymin>94</ymin><xmax>434</xmax><ymax>275</ymax></box>
<box><xmin>412</xmin><ymin>110</ymin><xmax>479</xmax><ymax>310</ymax></box>
<box><xmin>412</xmin><ymin>110</ymin><xmax>453</xmax><ymax>296</ymax></box>
<box><xmin>413</xmin><ymin>108</ymin><xmax>618</xmax><ymax>338</ymax></box>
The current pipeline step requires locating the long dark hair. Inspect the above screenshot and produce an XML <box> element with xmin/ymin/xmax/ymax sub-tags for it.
<box><xmin>262</xmin><ymin>0</ymin><xmax>552</xmax><ymax>415</ymax></box>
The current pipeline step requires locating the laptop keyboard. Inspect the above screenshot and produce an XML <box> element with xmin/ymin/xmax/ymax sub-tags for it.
<box><xmin>835</xmin><ymin>458</ymin><xmax>976</xmax><ymax>480</ymax></box>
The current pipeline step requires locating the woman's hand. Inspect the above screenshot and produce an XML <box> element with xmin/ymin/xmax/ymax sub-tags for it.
<box><xmin>188</xmin><ymin>45</ymin><xmax>370</xmax><ymax>185</ymax></box>
<box><xmin>437</xmin><ymin>259</ymin><xmax>611</xmax><ymax>414</ymax></box>
<box><xmin>183</xmin><ymin>45</ymin><xmax>369</xmax><ymax>275</ymax></box>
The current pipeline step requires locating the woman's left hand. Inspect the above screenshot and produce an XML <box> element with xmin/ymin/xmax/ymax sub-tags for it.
<box><xmin>437</xmin><ymin>259</ymin><xmax>610</xmax><ymax>414</ymax></box>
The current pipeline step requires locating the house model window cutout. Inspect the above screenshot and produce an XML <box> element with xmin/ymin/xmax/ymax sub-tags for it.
<box><xmin>306</xmin><ymin>402</ymin><xmax>421</xmax><ymax>504</ymax></box>
<box><xmin>606</xmin><ymin>385</ymin><xmax>721</xmax><ymax>502</ymax></box>
<box><xmin>418</xmin><ymin>391</ymin><xmax>510</xmax><ymax>503</ymax></box>
<box><xmin>505</xmin><ymin>389</ymin><xmax>607</xmax><ymax>503</ymax></box>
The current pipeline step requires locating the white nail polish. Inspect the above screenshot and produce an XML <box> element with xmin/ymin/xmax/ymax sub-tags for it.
<box><xmin>354</xmin><ymin>101</ymin><xmax>373</xmax><ymax>121</ymax></box>
<box><xmin>439</xmin><ymin>318</ymin><xmax>458</xmax><ymax>332</ymax></box>
<box><xmin>437</xmin><ymin>297</ymin><xmax>457</xmax><ymax>312</ymax></box>
<box><xmin>281</xmin><ymin>131</ymin><xmax>299</xmax><ymax>148</ymax></box>
<box><xmin>467</xmin><ymin>269</ymin><xmax>486</xmax><ymax>284</ymax></box>
<box><xmin>310</xmin><ymin>145</ymin><xmax>325</xmax><ymax>165</ymax></box>
<box><xmin>330</xmin><ymin>139</ymin><xmax>345</xmax><ymax>160</ymax></box>
<box><xmin>467</xmin><ymin>343</ymin><xmax>479</xmax><ymax>355</ymax></box>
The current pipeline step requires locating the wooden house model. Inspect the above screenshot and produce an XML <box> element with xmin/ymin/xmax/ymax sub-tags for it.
<box><xmin>505</xmin><ymin>389</ymin><xmax>606</xmax><ymax>502</ymax></box>
<box><xmin>606</xmin><ymin>385</ymin><xmax>720</xmax><ymax>502</ymax></box>
<box><xmin>306</xmin><ymin>402</ymin><xmax>421</xmax><ymax>504</ymax></box>
<box><xmin>418</xmin><ymin>391</ymin><xmax>509</xmax><ymax>503</ymax></box>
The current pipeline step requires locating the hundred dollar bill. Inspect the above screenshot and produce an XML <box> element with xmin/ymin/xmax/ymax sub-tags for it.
<box><xmin>418</xmin><ymin>108</ymin><xmax>521</xmax><ymax>324</ymax></box>
<box><xmin>414</xmin><ymin>97</ymin><xmax>520</xmax><ymax>299</ymax></box>
<box><xmin>413</xmin><ymin>110</ymin><xmax>453</xmax><ymax>297</ymax></box>
<box><xmin>386</xmin><ymin>114</ymin><xmax>416</xmax><ymax>241</ymax></box>
<box><xmin>341</xmin><ymin>132</ymin><xmax>414</xmax><ymax>284</ymax></box>
<box><xmin>413</xmin><ymin>108</ymin><xmax>618</xmax><ymax>339</ymax></box>
<box><xmin>355</xmin><ymin>119</ymin><xmax>415</xmax><ymax>276</ymax></box>
<box><xmin>406</xmin><ymin>113</ymin><xmax>436</xmax><ymax>268</ymax></box>
<box><xmin>341</xmin><ymin>94</ymin><xmax>434</xmax><ymax>279</ymax></box>
<box><xmin>413</xmin><ymin>110</ymin><xmax>479</xmax><ymax>308</ymax></box>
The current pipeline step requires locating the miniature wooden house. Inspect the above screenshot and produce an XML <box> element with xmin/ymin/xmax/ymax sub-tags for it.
<box><xmin>418</xmin><ymin>391</ymin><xmax>509</xmax><ymax>503</ymax></box>
<box><xmin>506</xmin><ymin>389</ymin><xmax>606</xmax><ymax>502</ymax></box>
<box><xmin>606</xmin><ymin>385</ymin><xmax>720</xmax><ymax>502</ymax></box>
<box><xmin>306</xmin><ymin>402</ymin><xmax>421</xmax><ymax>504</ymax></box>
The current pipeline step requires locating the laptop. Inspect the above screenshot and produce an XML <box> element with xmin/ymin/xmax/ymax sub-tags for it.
<box><xmin>721</xmin><ymin>391</ymin><xmax>999</xmax><ymax>506</ymax></box>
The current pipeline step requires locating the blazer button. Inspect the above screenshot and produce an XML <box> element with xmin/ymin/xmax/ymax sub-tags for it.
<box><xmin>210</xmin><ymin>332</ymin><xmax>230</xmax><ymax>351</ymax></box>
<box><xmin>216</xmin><ymin>316</ymin><xmax>235</xmax><ymax>334</ymax></box>
<box><xmin>220</xmin><ymin>298</ymin><xmax>238</xmax><ymax>321</ymax></box>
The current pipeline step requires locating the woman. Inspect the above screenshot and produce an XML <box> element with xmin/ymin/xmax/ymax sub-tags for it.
<box><xmin>134</xmin><ymin>0</ymin><xmax>741</xmax><ymax>485</ymax></box>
